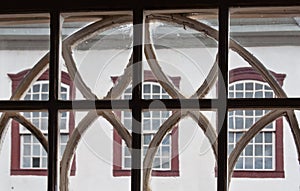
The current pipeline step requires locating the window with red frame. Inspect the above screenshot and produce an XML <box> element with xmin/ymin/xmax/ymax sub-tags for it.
<box><xmin>228</xmin><ymin>67</ymin><xmax>285</xmax><ymax>178</ymax></box>
<box><xmin>112</xmin><ymin>70</ymin><xmax>180</xmax><ymax>176</ymax></box>
<box><xmin>9</xmin><ymin>69</ymin><xmax>76</xmax><ymax>176</ymax></box>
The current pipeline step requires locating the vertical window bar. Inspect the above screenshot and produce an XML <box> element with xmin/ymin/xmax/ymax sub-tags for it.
<box><xmin>131</xmin><ymin>8</ymin><xmax>144</xmax><ymax>191</ymax></box>
<box><xmin>48</xmin><ymin>11</ymin><xmax>62</xmax><ymax>191</ymax></box>
<box><xmin>218</xmin><ymin>4</ymin><xmax>229</xmax><ymax>191</ymax></box>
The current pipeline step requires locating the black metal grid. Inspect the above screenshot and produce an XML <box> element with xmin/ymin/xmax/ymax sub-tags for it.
<box><xmin>0</xmin><ymin>1</ymin><xmax>299</xmax><ymax>191</ymax></box>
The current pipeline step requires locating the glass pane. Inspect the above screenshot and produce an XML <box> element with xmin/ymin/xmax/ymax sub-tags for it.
<box><xmin>64</xmin><ymin>109</ymin><xmax>131</xmax><ymax>190</ymax></box>
<box><xmin>62</xmin><ymin>12</ymin><xmax>133</xmax><ymax>101</ymax></box>
<box><xmin>229</xmin><ymin>7</ymin><xmax>300</xmax><ymax>98</ymax></box>
<box><xmin>227</xmin><ymin>108</ymin><xmax>282</xmax><ymax>178</ymax></box>
<box><xmin>229</xmin><ymin>7</ymin><xmax>300</xmax><ymax>187</ymax></box>
<box><xmin>19</xmin><ymin>112</ymin><xmax>48</xmax><ymax>133</ymax></box>
<box><xmin>0</xmin><ymin>14</ymin><xmax>50</xmax><ymax>101</ymax></box>
<box><xmin>145</xmin><ymin>10</ymin><xmax>219</xmax><ymax>100</ymax></box>
<box><xmin>143</xmin><ymin>107</ymin><xmax>217</xmax><ymax>190</ymax></box>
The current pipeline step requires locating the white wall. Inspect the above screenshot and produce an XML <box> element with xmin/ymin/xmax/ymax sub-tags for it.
<box><xmin>0</xmin><ymin>46</ymin><xmax>299</xmax><ymax>191</ymax></box>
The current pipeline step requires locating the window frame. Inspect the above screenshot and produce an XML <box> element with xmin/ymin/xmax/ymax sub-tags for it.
<box><xmin>229</xmin><ymin>67</ymin><xmax>285</xmax><ymax>178</ymax></box>
<box><xmin>112</xmin><ymin>70</ymin><xmax>181</xmax><ymax>177</ymax></box>
<box><xmin>8</xmin><ymin>69</ymin><xmax>76</xmax><ymax>176</ymax></box>
<box><xmin>0</xmin><ymin>3</ymin><xmax>299</xmax><ymax>191</ymax></box>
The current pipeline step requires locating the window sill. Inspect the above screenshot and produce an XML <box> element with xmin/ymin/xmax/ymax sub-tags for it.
<box><xmin>232</xmin><ymin>170</ymin><xmax>284</xmax><ymax>178</ymax></box>
<box><xmin>113</xmin><ymin>169</ymin><xmax>179</xmax><ymax>177</ymax></box>
<box><xmin>11</xmin><ymin>169</ymin><xmax>76</xmax><ymax>176</ymax></box>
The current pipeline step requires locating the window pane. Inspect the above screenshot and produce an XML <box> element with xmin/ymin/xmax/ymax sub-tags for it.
<box><xmin>265</xmin><ymin>133</ymin><xmax>273</xmax><ymax>143</ymax></box>
<box><xmin>265</xmin><ymin>145</ymin><xmax>273</xmax><ymax>156</ymax></box>
<box><xmin>235</xmin><ymin>117</ymin><xmax>244</xmax><ymax>129</ymax></box>
<box><xmin>245</xmin><ymin>157</ymin><xmax>253</xmax><ymax>169</ymax></box>
<box><xmin>236</xmin><ymin>158</ymin><xmax>243</xmax><ymax>169</ymax></box>
<box><xmin>124</xmin><ymin>158</ymin><xmax>131</xmax><ymax>168</ymax></box>
<box><xmin>245</xmin><ymin>145</ymin><xmax>253</xmax><ymax>156</ymax></box>
<box><xmin>162</xmin><ymin>135</ymin><xmax>170</xmax><ymax>145</ymax></box>
<box><xmin>245</xmin><ymin>83</ymin><xmax>253</xmax><ymax>90</ymax></box>
<box><xmin>153</xmin><ymin>85</ymin><xmax>160</xmax><ymax>93</ymax></box>
<box><xmin>255</xmin><ymin>158</ymin><xmax>263</xmax><ymax>169</ymax></box>
<box><xmin>32</xmin><ymin>157</ymin><xmax>40</xmax><ymax>168</ymax></box>
<box><xmin>32</xmin><ymin>84</ymin><xmax>40</xmax><ymax>93</ymax></box>
<box><xmin>245</xmin><ymin>92</ymin><xmax>253</xmax><ymax>98</ymax></box>
<box><xmin>42</xmin><ymin>157</ymin><xmax>47</xmax><ymax>168</ymax></box>
<box><xmin>162</xmin><ymin>146</ymin><xmax>170</xmax><ymax>157</ymax></box>
<box><xmin>42</xmin><ymin>83</ymin><xmax>48</xmax><ymax>92</ymax></box>
<box><xmin>63</xmin><ymin>12</ymin><xmax>132</xmax><ymax>102</ymax></box>
<box><xmin>144</xmin><ymin>134</ymin><xmax>152</xmax><ymax>145</ymax></box>
<box><xmin>33</xmin><ymin>145</ymin><xmax>40</xmax><ymax>155</ymax></box>
<box><xmin>60</xmin><ymin>119</ymin><xmax>67</xmax><ymax>130</ymax></box>
<box><xmin>123</xmin><ymin>119</ymin><xmax>132</xmax><ymax>130</ymax></box>
<box><xmin>144</xmin><ymin>84</ymin><xmax>150</xmax><ymax>93</ymax></box>
<box><xmin>23</xmin><ymin>145</ymin><xmax>31</xmax><ymax>156</ymax></box>
<box><xmin>236</xmin><ymin>83</ymin><xmax>243</xmax><ymax>90</ymax></box>
<box><xmin>23</xmin><ymin>135</ymin><xmax>31</xmax><ymax>143</ymax></box>
<box><xmin>255</xmin><ymin>133</ymin><xmax>263</xmax><ymax>143</ymax></box>
<box><xmin>152</xmin><ymin>119</ymin><xmax>160</xmax><ymax>130</ymax></box>
<box><xmin>265</xmin><ymin>158</ymin><xmax>273</xmax><ymax>169</ymax></box>
<box><xmin>23</xmin><ymin>157</ymin><xmax>30</xmax><ymax>168</ymax></box>
<box><xmin>255</xmin><ymin>145</ymin><xmax>263</xmax><ymax>156</ymax></box>
<box><xmin>143</xmin><ymin>119</ymin><xmax>151</xmax><ymax>130</ymax></box>
<box><xmin>24</xmin><ymin>95</ymin><xmax>31</xmax><ymax>100</ymax></box>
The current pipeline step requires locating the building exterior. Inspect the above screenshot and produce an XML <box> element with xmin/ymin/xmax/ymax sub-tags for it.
<box><xmin>0</xmin><ymin>9</ymin><xmax>300</xmax><ymax>191</ymax></box>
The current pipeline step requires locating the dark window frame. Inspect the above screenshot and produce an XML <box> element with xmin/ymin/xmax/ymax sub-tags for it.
<box><xmin>0</xmin><ymin>2</ymin><xmax>299</xmax><ymax>191</ymax></box>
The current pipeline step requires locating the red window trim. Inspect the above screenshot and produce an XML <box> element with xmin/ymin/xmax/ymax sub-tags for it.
<box><xmin>229</xmin><ymin>67</ymin><xmax>285</xmax><ymax>178</ymax></box>
<box><xmin>112</xmin><ymin>70</ymin><xmax>181</xmax><ymax>177</ymax></box>
<box><xmin>8</xmin><ymin>69</ymin><xmax>76</xmax><ymax>176</ymax></box>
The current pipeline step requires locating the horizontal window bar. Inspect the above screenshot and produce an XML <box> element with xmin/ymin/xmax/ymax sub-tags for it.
<box><xmin>0</xmin><ymin>0</ymin><xmax>299</xmax><ymax>13</ymax></box>
<box><xmin>1</xmin><ymin>98</ymin><xmax>300</xmax><ymax>111</ymax></box>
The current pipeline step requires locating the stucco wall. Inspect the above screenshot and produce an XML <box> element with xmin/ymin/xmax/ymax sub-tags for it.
<box><xmin>0</xmin><ymin>46</ymin><xmax>299</xmax><ymax>191</ymax></box>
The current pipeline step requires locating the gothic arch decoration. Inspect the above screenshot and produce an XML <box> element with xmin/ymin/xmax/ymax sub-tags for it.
<box><xmin>0</xmin><ymin>13</ymin><xmax>299</xmax><ymax>191</ymax></box>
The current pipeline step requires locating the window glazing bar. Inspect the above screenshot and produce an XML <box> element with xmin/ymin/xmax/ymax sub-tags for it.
<box><xmin>218</xmin><ymin>4</ymin><xmax>229</xmax><ymax>191</ymax></box>
<box><xmin>48</xmin><ymin>11</ymin><xmax>62</xmax><ymax>191</ymax></box>
<box><xmin>131</xmin><ymin>8</ymin><xmax>143</xmax><ymax>191</ymax></box>
<box><xmin>2</xmin><ymin>98</ymin><xmax>300</xmax><ymax>111</ymax></box>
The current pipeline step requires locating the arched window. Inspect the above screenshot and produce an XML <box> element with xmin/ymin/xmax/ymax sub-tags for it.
<box><xmin>122</xmin><ymin>82</ymin><xmax>172</xmax><ymax>170</ymax></box>
<box><xmin>9</xmin><ymin>70</ymin><xmax>76</xmax><ymax>175</ymax></box>
<box><xmin>228</xmin><ymin>67</ymin><xmax>285</xmax><ymax>178</ymax></box>
<box><xmin>112</xmin><ymin>70</ymin><xmax>180</xmax><ymax>176</ymax></box>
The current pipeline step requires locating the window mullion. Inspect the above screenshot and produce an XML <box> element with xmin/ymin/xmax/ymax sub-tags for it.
<box><xmin>48</xmin><ymin>11</ymin><xmax>62</xmax><ymax>191</ymax></box>
<box><xmin>131</xmin><ymin>8</ymin><xmax>144</xmax><ymax>191</ymax></box>
<box><xmin>218</xmin><ymin>4</ymin><xmax>229</xmax><ymax>191</ymax></box>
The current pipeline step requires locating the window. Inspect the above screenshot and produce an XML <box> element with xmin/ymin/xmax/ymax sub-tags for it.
<box><xmin>228</xmin><ymin>67</ymin><xmax>285</xmax><ymax>178</ymax></box>
<box><xmin>9</xmin><ymin>69</ymin><xmax>75</xmax><ymax>175</ymax></box>
<box><xmin>123</xmin><ymin>83</ymin><xmax>172</xmax><ymax>170</ymax></box>
<box><xmin>113</xmin><ymin>71</ymin><xmax>180</xmax><ymax>176</ymax></box>
<box><xmin>0</xmin><ymin>4</ymin><xmax>299</xmax><ymax>191</ymax></box>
